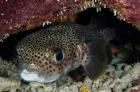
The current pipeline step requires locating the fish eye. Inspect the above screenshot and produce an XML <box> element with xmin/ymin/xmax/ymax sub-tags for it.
<box><xmin>54</xmin><ymin>50</ymin><xmax>64</xmax><ymax>64</ymax></box>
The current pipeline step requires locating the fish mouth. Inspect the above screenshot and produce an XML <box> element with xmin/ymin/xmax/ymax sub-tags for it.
<box><xmin>19</xmin><ymin>69</ymin><xmax>61</xmax><ymax>83</ymax></box>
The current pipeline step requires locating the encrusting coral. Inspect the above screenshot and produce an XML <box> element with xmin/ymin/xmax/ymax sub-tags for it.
<box><xmin>0</xmin><ymin>0</ymin><xmax>140</xmax><ymax>42</ymax></box>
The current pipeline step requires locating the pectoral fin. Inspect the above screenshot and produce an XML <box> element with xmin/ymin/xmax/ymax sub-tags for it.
<box><xmin>82</xmin><ymin>38</ymin><xmax>112</xmax><ymax>79</ymax></box>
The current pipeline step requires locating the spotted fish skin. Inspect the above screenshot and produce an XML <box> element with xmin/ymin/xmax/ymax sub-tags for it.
<box><xmin>16</xmin><ymin>23</ymin><xmax>113</xmax><ymax>83</ymax></box>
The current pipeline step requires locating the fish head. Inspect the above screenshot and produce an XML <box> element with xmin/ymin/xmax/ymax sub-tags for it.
<box><xmin>16</xmin><ymin>25</ymin><xmax>81</xmax><ymax>83</ymax></box>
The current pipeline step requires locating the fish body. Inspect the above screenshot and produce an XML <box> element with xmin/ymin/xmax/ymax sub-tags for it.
<box><xmin>16</xmin><ymin>23</ymin><xmax>114</xmax><ymax>83</ymax></box>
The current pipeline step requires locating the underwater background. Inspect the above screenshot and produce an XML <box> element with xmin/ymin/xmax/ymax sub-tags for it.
<box><xmin>0</xmin><ymin>7</ymin><xmax>140</xmax><ymax>92</ymax></box>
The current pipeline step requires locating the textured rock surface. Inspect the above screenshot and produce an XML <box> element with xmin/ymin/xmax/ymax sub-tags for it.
<box><xmin>0</xmin><ymin>0</ymin><xmax>84</xmax><ymax>41</ymax></box>
<box><xmin>100</xmin><ymin>0</ymin><xmax>140</xmax><ymax>26</ymax></box>
<box><xmin>1</xmin><ymin>0</ymin><xmax>140</xmax><ymax>41</ymax></box>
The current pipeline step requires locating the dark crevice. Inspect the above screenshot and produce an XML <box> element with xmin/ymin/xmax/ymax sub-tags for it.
<box><xmin>0</xmin><ymin>7</ymin><xmax>140</xmax><ymax>64</ymax></box>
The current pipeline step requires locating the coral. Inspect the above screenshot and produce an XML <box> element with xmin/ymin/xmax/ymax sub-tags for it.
<box><xmin>126</xmin><ymin>85</ymin><xmax>140</xmax><ymax>92</ymax></box>
<box><xmin>1</xmin><ymin>0</ymin><xmax>140</xmax><ymax>42</ymax></box>
<box><xmin>0</xmin><ymin>58</ymin><xmax>19</xmax><ymax>80</ymax></box>
<box><xmin>80</xmin><ymin>85</ymin><xmax>90</xmax><ymax>92</ymax></box>
<box><xmin>0</xmin><ymin>0</ymin><xmax>82</xmax><ymax>41</ymax></box>
<box><xmin>0</xmin><ymin>37</ymin><xmax>139</xmax><ymax>91</ymax></box>
<box><xmin>132</xmin><ymin>76</ymin><xmax>140</xmax><ymax>85</ymax></box>
<box><xmin>0</xmin><ymin>77</ymin><xmax>20</xmax><ymax>91</ymax></box>
<box><xmin>99</xmin><ymin>0</ymin><xmax>140</xmax><ymax>29</ymax></box>
<box><xmin>0</xmin><ymin>55</ymin><xmax>139</xmax><ymax>92</ymax></box>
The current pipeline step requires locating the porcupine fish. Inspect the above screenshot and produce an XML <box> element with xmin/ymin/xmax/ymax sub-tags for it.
<box><xmin>16</xmin><ymin>23</ymin><xmax>115</xmax><ymax>83</ymax></box>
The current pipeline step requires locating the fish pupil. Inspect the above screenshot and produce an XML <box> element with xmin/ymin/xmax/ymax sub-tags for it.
<box><xmin>56</xmin><ymin>50</ymin><xmax>63</xmax><ymax>62</ymax></box>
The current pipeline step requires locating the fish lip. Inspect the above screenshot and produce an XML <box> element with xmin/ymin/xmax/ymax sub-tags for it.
<box><xmin>19</xmin><ymin>69</ymin><xmax>44</xmax><ymax>82</ymax></box>
<box><xmin>19</xmin><ymin>68</ymin><xmax>61</xmax><ymax>83</ymax></box>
